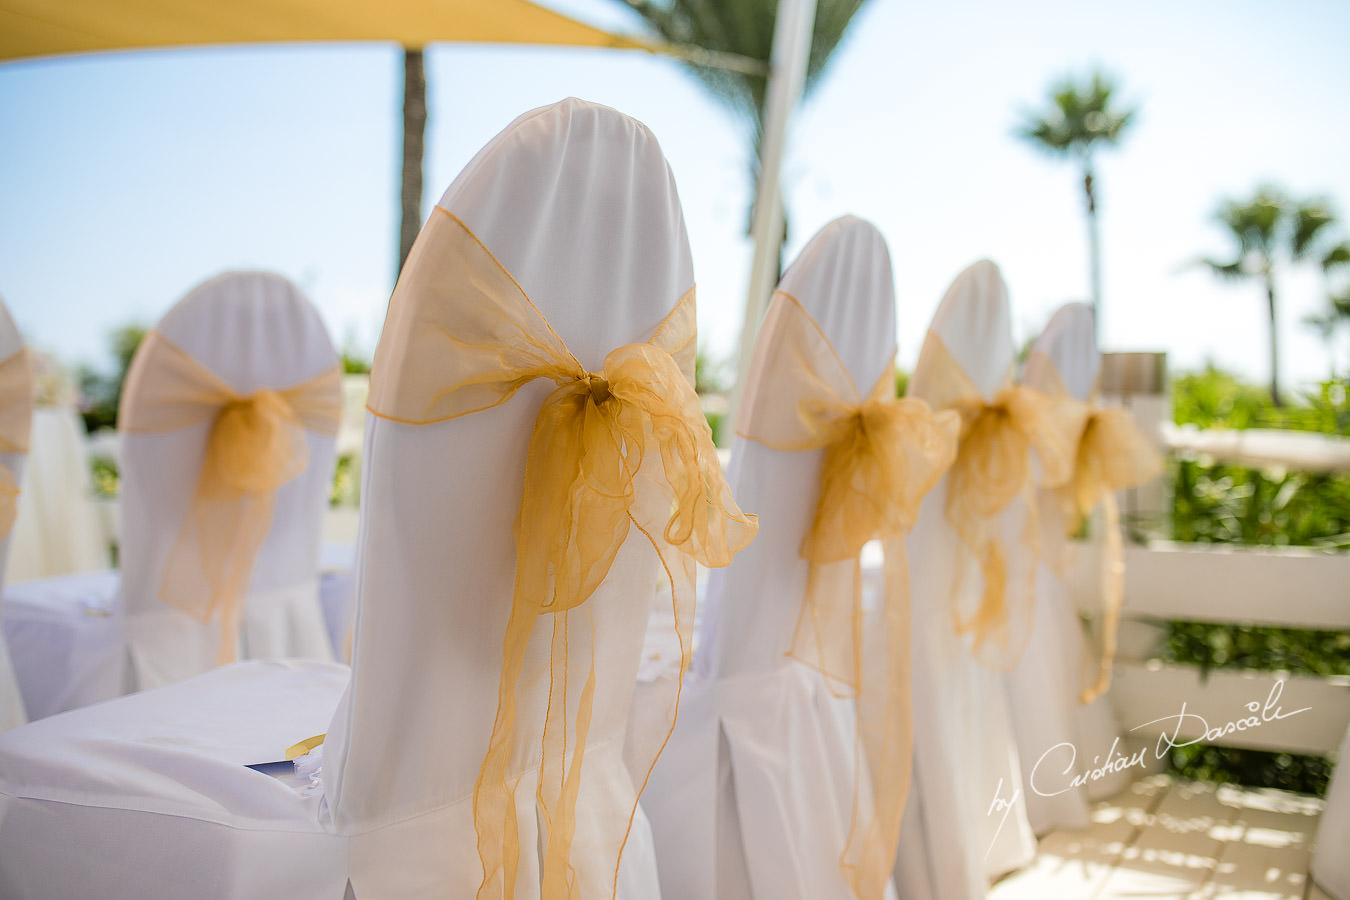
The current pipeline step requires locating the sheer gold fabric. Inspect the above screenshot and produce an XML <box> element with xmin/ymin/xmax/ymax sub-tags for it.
<box><xmin>119</xmin><ymin>332</ymin><xmax>340</xmax><ymax>664</ymax></box>
<box><xmin>0</xmin><ymin>348</ymin><xmax>33</xmax><ymax>540</ymax></box>
<box><xmin>736</xmin><ymin>292</ymin><xmax>958</xmax><ymax>900</ymax></box>
<box><xmin>1029</xmin><ymin>354</ymin><xmax>1163</xmax><ymax>703</ymax></box>
<box><xmin>915</xmin><ymin>333</ymin><xmax>1082</xmax><ymax>670</ymax></box>
<box><xmin>365</xmin><ymin>207</ymin><xmax>758</xmax><ymax>900</ymax></box>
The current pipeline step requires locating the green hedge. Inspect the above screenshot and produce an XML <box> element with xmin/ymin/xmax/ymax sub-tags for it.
<box><xmin>1163</xmin><ymin>367</ymin><xmax>1350</xmax><ymax>796</ymax></box>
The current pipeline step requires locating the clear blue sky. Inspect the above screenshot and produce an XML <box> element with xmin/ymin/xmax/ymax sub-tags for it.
<box><xmin>2</xmin><ymin>0</ymin><xmax>1348</xmax><ymax>392</ymax></box>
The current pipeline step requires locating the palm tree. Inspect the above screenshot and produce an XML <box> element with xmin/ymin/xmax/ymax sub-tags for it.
<box><xmin>613</xmin><ymin>0</ymin><xmax>870</xmax><ymax>256</ymax></box>
<box><xmin>1018</xmin><ymin>71</ymin><xmax>1136</xmax><ymax>330</ymax></box>
<box><xmin>1205</xmin><ymin>188</ymin><xmax>1350</xmax><ymax>404</ymax></box>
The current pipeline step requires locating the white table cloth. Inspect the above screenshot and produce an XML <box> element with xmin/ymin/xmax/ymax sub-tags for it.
<box><xmin>1</xmin><ymin>548</ymin><xmax>354</xmax><ymax>721</ymax></box>
<box><xmin>2</xmin><ymin>570</ymin><xmax>122</xmax><ymax>720</ymax></box>
<box><xmin>0</xmin><ymin>659</ymin><xmax>350</xmax><ymax>899</ymax></box>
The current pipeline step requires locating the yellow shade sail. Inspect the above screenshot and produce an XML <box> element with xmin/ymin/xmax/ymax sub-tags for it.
<box><xmin>0</xmin><ymin>0</ymin><xmax>660</xmax><ymax>63</ymax></box>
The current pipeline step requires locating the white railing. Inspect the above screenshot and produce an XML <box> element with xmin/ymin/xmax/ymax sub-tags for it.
<box><xmin>1164</xmin><ymin>422</ymin><xmax>1350</xmax><ymax>473</ymax></box>
<box><xmin>1068</xmin><ymin>354</ymin><xmax>1350</xmax><ymax>760</ymax></box>
<box><xmin>1067</xmin><ymin>541</ymin><xmax>1350</xmax><ymax>758</ymax></box>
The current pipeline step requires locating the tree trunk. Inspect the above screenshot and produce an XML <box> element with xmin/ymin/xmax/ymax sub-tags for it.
<box><xmin>1084</xmin><ymin>167</ymin><xmax>1102</xmax><ymax>338</ymax></box>
<box><xmin>398</xmin><ymin>48</ymin><xmax>427</xmax><ymax>277</ymax></box>
<box><xmin>1266</xmin><ymin>276</ymin><xmax>1282</xmax><ymax>406</ymax></box>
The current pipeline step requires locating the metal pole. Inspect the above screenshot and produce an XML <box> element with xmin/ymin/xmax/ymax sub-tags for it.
<box><xmin>726</xmin><ymin>0</ymin><xmax>817</xmax><ymax>428</ymax></box>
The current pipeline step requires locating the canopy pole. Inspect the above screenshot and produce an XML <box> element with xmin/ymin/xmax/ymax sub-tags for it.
<box><xmin>727</xmin><ymin>0</ymin><xmax>817</xmax><ymax>429</ymax></box>
<box><xmin>398</xmin><ymin>47</ymin><xmax>427</xmax><ymax>276</ymax></box>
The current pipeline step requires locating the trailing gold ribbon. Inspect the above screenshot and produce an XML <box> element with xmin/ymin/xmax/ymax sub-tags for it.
<box><xmin>736</xmin><ymin>292</ymin><xmax>958</xmax><ymax>900</ymax></box>
<box><xmin>366</xmin><ymin>207</ymin><xmax>757</xmax><ymax>900</ymax></box>
<box><xmin>0</xmin><ymin>347</ymin><xmax>33</xmax><ymax>541</ymax></box>
<box><xmin>1028</xmin><ymin>356</ymin><xmax>1163</xmax><ymax>703</ymax></box>
<box><xmin>912</xmin><ymin>332</ymin><xmax>1081</xmax><ymax>670</ymax></box>
<box><xmin>120</xmin><ymin>333</ymin><xmax>340</xmax><ymax>664</ymax></box>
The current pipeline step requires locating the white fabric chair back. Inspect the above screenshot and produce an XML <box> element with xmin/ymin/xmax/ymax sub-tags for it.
<box><xmin>0</xmin><ymin>298</ymin><xmax>31</xmax><ymax>731</ymax></box>
<box><xmin>120</xmin><ymin>272</ymin><xmax>338</xmax><ymax>688</ymax></box>
<box><xmin>1008</xmin><ymin>302</ymin><xmax>1130</xmax><ymax>836</ymax></box>
<box><xmin>896</xmin><ymin>259</ymin><xmax>1036</xmax><ymax>896</ymax></box>
<box><xmin>698</xmin><ymin>215</ymin><xmax>895</xmax><ymax>679</ymax></box>
<box><xmin>906</xmin><ymin>259</ymin><xmax>1020</xmax><ymax>646</ymax></box>
<box><xmin>643</xmin><ymin>217</ymin><xmax>899</xmax><ymax>900</ymax></box>
<box><xmin>322</xmin><ymin>98</ymin><xmax>692</xmax><ymax>896</ymax></box>
<box><xmin>1023</xmin><ymin>302</ymin><xmax>1098</xmax><ymax>399</ymax></box>
<box><xmin>912</xmin><ymin>259</ymin><xmax>1014</xmax><ymax>398</ymax></box>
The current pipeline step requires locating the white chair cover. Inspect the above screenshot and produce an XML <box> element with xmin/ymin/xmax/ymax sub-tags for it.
<box><xmin>122</xmin><ymin>271</ymin><xmax>338</xmax><ymax>688</ymax></box>
<box><xmin>642</xmin><ymin>216</ymin><xmax>900</xmax><ymax>900</ymax></box>
<box><xmin>0</xmin><ymin>97</ymin><xmax>692</xmax><ymax>900</ymax></box>
<box><xmin>1312</xmin><ymin>723</ymin><xmax>1350</xmax><ymax>900</ymax></box>
<box><xmin>0</xmin><ymin>299</ymin><xmax>31</xmax><ymax>731</ymax></box>
<box><xmin>1006</xmin><ymin>302</ymin><xmax>1127</xmax><ymax>834</ymax></box>
<box><xmin>894</xmin><ymin>261</ymin><xmax>1036</xmax><ymax>899</ymax></box>
<box><xmin>323</xmin><ymin>96</ymin><xmax>693</xmax><ymax>899</ymax></box>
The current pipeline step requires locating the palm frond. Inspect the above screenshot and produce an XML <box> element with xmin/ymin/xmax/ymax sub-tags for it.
<box><xmin>1292</xmin><ymin>201</ymin><xmax>1337</xmax><ymax>260</ymax></box>
<box><xmin>1321</xmin><ymin>241</ymin><xmax>1350</xmax><ymax>271</ymax></box>
<box><xmin>1202</xmin><ymin>257</ymin><xmax>1250</xmax><ymax>281</ymax></box>
<box><xmin>1332</xmin><ymin>288</ymin><xmax>1350</xmax><ymax>319</ymax></box>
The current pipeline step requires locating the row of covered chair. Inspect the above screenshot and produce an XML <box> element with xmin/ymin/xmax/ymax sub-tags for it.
<box><xmin>0</xmin><ymin>97</ymin><xmax>1344</xmax><ymax>900</ymax></box>
<box><xmin>634</xmin><ymin>217</ymin><xmax>1159</xmax><ymax>900</ymax></box>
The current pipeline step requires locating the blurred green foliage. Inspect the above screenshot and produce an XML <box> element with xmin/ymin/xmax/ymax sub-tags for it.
<box><xmin>1167</xmin><ymin>744</ymin><xmax>1335</xmax><ymax>797</ymax></box>
<box><xmin>1164</xmin><ymin>365</ymin><xmax>1350</xmax><ymax>796</ymax></box>
<box><xmin>77</xmin><ymin>324</ymin><xmax>147</xmax><ymax>432</ymax></box>
<box><xmin>341</xmin><ymin>353</ymin><xmax>371</xmax><ymax>375</ymax></box>
<box><xmin>1164</xmin><ymin>622</ymin><xmax>1350</xmax><ymax>678</ymax></box>
<box><xmin>1171</xmin><ymin>368</ymin><xmax>1350</xmax><ymax>548</ymax></box>
<box><xmin>330</xmin><ymin>453</ymin><xmax>359</xmax><ymax>506</ymax></box>
<box><xmin>696</xmin><ymin>346</ymin><xmax>731</xmax><ymax>447</ymax></box>
<box><xmin>694</xmin><ymin>346</ymin><xmax>729</xmax><ymax>396</ymax></box>
<box><xmin>705</xmin><ymin>412</ymin><xmax>727</xmax><ymax>447</ymax></box>
<box><xmin>90</xmin><ymin>457</ymin><xmax>119</xmax><ymax>499</ymax></box>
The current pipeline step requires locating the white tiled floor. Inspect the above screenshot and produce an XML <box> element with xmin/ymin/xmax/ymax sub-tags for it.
<box><xmin>991</xmin><ymin>774</ymin><xmax>1326</xmax><ymax>900</ymax></box>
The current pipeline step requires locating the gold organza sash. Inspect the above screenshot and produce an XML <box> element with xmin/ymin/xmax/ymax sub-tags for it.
<box><xmin>914</xmin><ymin>332</ymin><xmax>1082</xmax><ymax>669</ymax></box>
<box><xmin>1029</xmin><ymin>354</ymin><xmax>1162</xmax><ymax>702</ymax></box>
<box><xmin>736</xmin><ymin>292</ymin><xmax>958</xmax><ymax>900</ymax></box>
<box><xmin>0</xmin><ymin>348</ymin><xmax>33</xmax><ymax>540</ymax></box>
<box><xmin>366</xmin><ymin>207</ymin><xmax>757</xmax><ymax>900</ymax></box>
<box><xmin>120</xmin><ymin>332</ymin><xmax>340</xmax><ymax>664</ymax></box>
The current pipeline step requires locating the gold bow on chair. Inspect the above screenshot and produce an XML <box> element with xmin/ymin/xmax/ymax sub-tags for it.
<box><xmin>913</xmin><ymin>332</ymin><xmax>1082</xmax><ymax>670</ymax></box>
<box><xmin>365</xmin><ymin>207</ymin><xmax>758</xmax><ymax>900</ymax></box>
<box><xmin>120</xmin><ymin>333</ymin><xmax>341</xmax><ymax>665</ymax></box>
<box><xmin>1029</xmin><ymin>353</ymin><xmax>1163</xmax><ymax>703</ymax></box>
<box><xmin>737</xmin><ymin>292</ymin><xmax>958</xmax><ymax>900</ymax></box>
<box><xmin>0</xmin><ymin>347</ymin><xmax>34</xmax><ymax>540</ymax></box>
